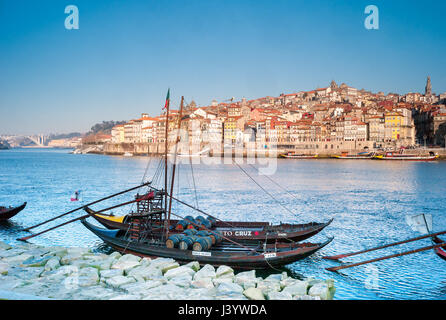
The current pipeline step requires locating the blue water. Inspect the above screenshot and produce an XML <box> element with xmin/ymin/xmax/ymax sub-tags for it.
<box><xmin>1</xmin><ymin>148</ymin><xmax>445</xmax><ymax>300</ymax></box>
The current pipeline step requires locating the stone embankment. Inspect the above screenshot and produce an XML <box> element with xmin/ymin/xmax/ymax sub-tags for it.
<box><xmin>0</xmin><ymin>241</ymin><xmax>335</xmax><ymax>300</ymax></box>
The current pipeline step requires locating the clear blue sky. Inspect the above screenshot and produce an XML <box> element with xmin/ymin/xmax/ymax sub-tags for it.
<box><xmin>0</xmin><ymin>0</ymin><xmax>445</xmax><ymax>135</ymax></box>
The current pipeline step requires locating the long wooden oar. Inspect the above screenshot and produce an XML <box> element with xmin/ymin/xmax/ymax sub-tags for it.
<box><xmin>18</xmin><ymin>198</ymin><xmax>142</xmax><ymax>241</ymax></box>
<box><xmin>323</xmin><ymin>230</ymin><xmax>446</xmax><ymax>260</ymax></box>
<box><xmin>326</xmin><ymin>242</ymin><xmax>446</xmax><ymax>272</ymax></box>
<box><xmin>22</xmin><ymin>182</ymin><xmax>152</xmax><ymax>232</ymax></box>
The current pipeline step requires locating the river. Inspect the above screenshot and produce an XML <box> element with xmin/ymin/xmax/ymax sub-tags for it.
<box><xmin>0</xmin><ymin>148</ymin><xmax>445</xmax><ymax>300</ymax></box>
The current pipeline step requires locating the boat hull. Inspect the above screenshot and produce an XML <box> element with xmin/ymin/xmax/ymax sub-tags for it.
<box><xmin>81</xmin><ymin>219</ymin><xmax>333</xmax><ymax>269</ymax></box>
<box><xmin>433</xmin><ymin>237</ymin><xmax>446</xmax><ymax>261</ymax></box>
<box><xmin>85</xmin><ymin>208</ymin><xmax>333</xmax><ymax>244</ymax></box>
<box><xmin>0</xmin><ymin>202</ymin><xmax>27</xmax><ymax>221</ymax></box>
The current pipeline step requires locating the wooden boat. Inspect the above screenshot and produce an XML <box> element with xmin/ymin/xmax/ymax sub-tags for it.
<box><xmin>84</xmin><ymin>207</ymin><xmax>333</xmax><ymax>244</ymax></box>
<box><xmin>432</xmin><ymin>236</ymin><xmax>446</xmax><ymax>261</ymax></box>
<box><xmin>0</xmin><ymin>202</ymin><xmax>27</xmax><ymax>221</ymax></box>
<box><xmin>81</xmin><ymin>219</ymin><xmax>333</xmax><ymax>270</ymax></box>
<box><xmin>333</xmin><ymin>152</ymin><xmax>374</xmax><ymax>160</ymax></box>
<box><xmin>373</xmin><ymin>151</ymin><xmax>439</xmax><ymax>161</ymax></box>
<box><xmin>279</xmin><ymin>153</ymin><xmax>318</xmax><ymax>159</ymax></box>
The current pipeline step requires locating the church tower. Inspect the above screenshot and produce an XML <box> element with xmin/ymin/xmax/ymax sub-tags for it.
<box><xmin>425</xmin><ymin>76</ymin><xmax>432</xmax><ymax>96</ymax></box>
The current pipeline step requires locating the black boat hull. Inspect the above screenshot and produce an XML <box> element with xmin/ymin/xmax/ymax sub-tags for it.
<box><xmin>81</xmin><ymin>219</ymin><xmax>333</xmax><ymax>270</ymax></box>
<box><xmin>0</xmin><ymin>202</ymin><xmax>27</xmax><ymax>221</ymax></box>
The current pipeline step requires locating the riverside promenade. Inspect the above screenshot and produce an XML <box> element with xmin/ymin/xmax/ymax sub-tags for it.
<box><xmin>0</xmin><ymin>241</ymin><xmax>335</xmax><ymax>300</ymax></box>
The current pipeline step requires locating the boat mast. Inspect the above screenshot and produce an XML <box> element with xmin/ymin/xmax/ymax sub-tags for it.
<box><xmin>163</xmin><ymin>91</ymin><xmax>170</xmax><ymax>222</ymax></box>
<box><xmin>166</xmin><ymin>96</ymin><xmax>184</xmax><ymax>238</ymax></box>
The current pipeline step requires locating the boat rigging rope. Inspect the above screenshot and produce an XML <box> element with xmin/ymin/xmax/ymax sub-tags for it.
<box><xmin>189</xmin><ymin>156</ymin><xmax>200</xmax><ymax>209</ymax></box>
<box><xmin>232</xmin><ymin>160</ymin><xmax>296</xmax><ymax>217</ymax></box>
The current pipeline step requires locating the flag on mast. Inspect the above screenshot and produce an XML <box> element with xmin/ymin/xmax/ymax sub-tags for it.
<box><xmin>163</xmin><ymin>89</ymin><xmax>170</xmax><ymax>110</ymax></box>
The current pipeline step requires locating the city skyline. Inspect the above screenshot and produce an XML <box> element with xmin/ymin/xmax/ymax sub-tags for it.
<box><xmin>1</xmin><ymin>0</ymin><xmax>446</xmax><ymax>135</ymax></box>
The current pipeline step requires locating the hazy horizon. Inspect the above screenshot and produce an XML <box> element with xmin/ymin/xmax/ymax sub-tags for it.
<box><xmin>1</xmin><ymin>0</ymin><xmax>445</xmax><ymax>135</ymax></box>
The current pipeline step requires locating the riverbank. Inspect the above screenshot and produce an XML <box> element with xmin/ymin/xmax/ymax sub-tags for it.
<box><xmin>0</xmin><ymin>241</ymin><xmax>335</xmax><ymax>300</ymax></box>
<box><xmin>73</xmin><ymin>143</ymin><xmax>446</xmax><ymax>160</ymax></box>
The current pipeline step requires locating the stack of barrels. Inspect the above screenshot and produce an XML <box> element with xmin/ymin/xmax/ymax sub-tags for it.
<box><xmin>174</xmin><ymin>215</ymin><xmax>216</xmax><ymax>231</ymax></box>
<box><xmin>166</xmin><ymin>224</ymin><xmax>223</xmax><ymax>252</ymax></box>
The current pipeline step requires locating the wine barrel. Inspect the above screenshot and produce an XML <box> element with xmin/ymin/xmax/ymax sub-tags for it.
<box><xmin>213</xmin><ymin>231</ymin><xmax>223</xmax><ymax>244</ymax></box>
<box><xmin>175</xmin><ymin>220</ymin><xmax>188</xmax><ymax>231</ymax></box>
<box><xmin>192</xmin><ymin>236</ymin><xmax>213</xmax><ymax>252</ymax></box>
<box><xmin>183</xmin><ymin>229</ymin><xmax>198</xmax><ymax>236</ymax></box>
<box><xmin>179</xmin><ymin>236</ymin><xmax>195</xmax><ymax>251</ymax></box>
<box><xmin>198</xmin><ymin>219</ymin><xmax>211</xmax><ymax>230</ymax></box>
<box><xmin>196</xmin><ymin>230</ymin><xmax>210</xmax><ymax>237</ymax></box>
<box><xmin>166</xmin><ymin>234</ymin><xmax>184</xmax><ymax>249</ymax></box>
<box><xmin>207</xmin><ymin>216</ymin><xmax>217</xmax><ymax>227</ymax></box>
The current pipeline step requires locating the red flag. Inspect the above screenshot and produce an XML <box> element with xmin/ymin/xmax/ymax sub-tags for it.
<box><xmin>163</xmin><ymin>89</ymin><xmax>170</xmax><ymax>110</ymax></box>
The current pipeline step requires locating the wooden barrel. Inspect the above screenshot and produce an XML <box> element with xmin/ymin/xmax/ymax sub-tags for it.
<box><xmin>184</xmin><ymin>229</ymin><xmax>197</xmax><ymax>236</ymax></box>
<box><xmin>166</xmin><ymin>234</ymin><xmax>184</xmax><ymax>249</ymax></box>
<box><xmin>196</xmin><ymin>230</ymin><xmax>210</xmax><ymax>237</ymax></box>
<box><xmin>175</xmin><ymin>220</ymin><xmax>188</xmax><ymax>231</ymax></box>
<box><xmin>198</xmin><ymin>219</ymin><xmax>211</xmax><ymax>230</ymax></box>
<box><xmin>192</xmin><ymin>236</ymin><xmax>213</xmax><ymax>252</ymax></box>
<box><xmin>213</xmin><ymin>231</ymin><xmax>223</xmax><ymax>244</ymax></box>
<box><xmin>179</xmin><ymin>236</ymin><xmax>195</xmax><ymax>250</ymax></box>
<box><xmin>207</xmin><ymin>216</ymin><xmax>217</xmax><ymax>227</ymax></box>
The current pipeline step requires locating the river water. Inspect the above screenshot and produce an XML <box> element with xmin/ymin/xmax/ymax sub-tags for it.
<box><xmin>0</xmin><ymin>148</ymin><xmax>445</xmax><ymax>300</ymax></box>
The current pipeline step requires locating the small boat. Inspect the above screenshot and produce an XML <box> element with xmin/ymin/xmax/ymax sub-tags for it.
<box><xmin>279</xmin><ymin>153</ymin><xmax>318</xmax><ymax>159</ymax></box>
<box><xmin>0</xmin><ymin>202</ymin><xmax>27</xmax><ymax>221</ymax></box>
<box><xmin>84</xmin><ymin>207</ymin><xmax>333</xmax><ymax>244</ymax></box>
<box><xmin>81</xmin><ymin>219</ymin><xmax>333</xmax><ymax>270</ymax></box>
<box><xmin>123</xmin><ymin>152</ymin><xmax>133</xmax><ymax>157</ymax></box>
<box><xmin>373</xmin><ymin>151</ymin><xmax>439</xmax><ymax>161</ymax></box>
<box><xmin>432</xmin><ymin>236</ymin><xmax>446</xmax><ymax>261</ymax></box>
<box><xmin>333</xmin><ymin>152</ymin><xmax>374</xmax><ymax>159</ymax></box>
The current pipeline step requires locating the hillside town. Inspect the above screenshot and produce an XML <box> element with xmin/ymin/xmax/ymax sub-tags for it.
<box><xmin>82</xmin><ymin>77</ymin><xmax>446</xmax><ymax>155</ymax></box>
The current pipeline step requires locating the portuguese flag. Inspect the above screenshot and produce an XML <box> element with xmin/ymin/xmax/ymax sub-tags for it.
<box><xmin>163</xmin><ymin>88</ymin><xmax>170</xmax><ymax>110</ymax></box>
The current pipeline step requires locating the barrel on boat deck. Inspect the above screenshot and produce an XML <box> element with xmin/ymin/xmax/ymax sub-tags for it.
<box><xmin>207</xmin><ymin>216</ymin><xmax>217</xmax><ymax>227</ymax></box>
<box><xmin>166</xmin><ymin>234</ymin><xmax>184</xmax><ymax>249</ymax></box>
<box><xmin>196</xmin><ymin>230</ymin><xmax>216</xmax><ymax>245</ymax></box>
<box><xmin>179</xmin><ymin>236</ymin><xmax>195</xmax><ymax>250</ymax></box>
<box><xmin>192</xmin><ymin>236</ymin><xmax>213</xmax><ymax>252</ymax></box>
<box><xmin>184</xmin><ymin>229</ymin><xmax>198</xmax><ymax>236</ymax></box>
<box><xmin>175</xmin><ymin>220</ymin><xmax>188</xmax><ymax>231</ymax></box>
<box><xmin>198</xmin><ymin>219</ymin><xmax>212</xmax><ymax>230</ymax></box>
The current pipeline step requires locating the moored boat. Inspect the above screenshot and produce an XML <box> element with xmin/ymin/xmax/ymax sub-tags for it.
<box><xmin>373</xmin><ymin>151</ymin><xmax>439</xmax><ymax>161</ymax></box>
<box><xmin>333</xmin><ymin>152</ymin><xmax>375</xmax><ymax>160</ymax></box>
<box><xmin>0</xmin><ymin>202</ymin><xmax>27</xmax><ymax>221</ymax></box>
<box><xmin>279</xmin><ymin>152</ymin><xmax>318</xmax><ymax>159</ymax></box>
<box><xmin>81</xmin><ymin>219</ymin><xmax>333</xmax><ymax>270</ymax></box>
<box><xmin>84</xmin><ymin>206</ymin><xmax>333</xmax><ymax>244</ymax></box>
<box><xmin>432</xmin><ymin>236</ymin><xmax>446</xmax><ymax>261</ymax></box>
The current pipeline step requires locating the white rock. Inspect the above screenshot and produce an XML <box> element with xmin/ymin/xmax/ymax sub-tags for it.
<box><xmin>282</xmin><ymin>280</ymin><xmax>309</xmax><ymax>297</ymax></box>
<box><xmin>191</xmin><ymin>278</ymin><xmax>214</xmax><ymax>289</ymax></box>
<box><xmin>243</xmin><ymin>287</ymin><xmax>265</xmax><ymax>300</ymax></box>
<box><xmin>0</xmin><ymin>262</ymin><xmax>9</xmax><ymax>275</ymax></box>
<box><xmin>193</xmin><ymin>264</ymin><xmax>216</xmax><ymax>280</ymax></box>
<box><xmin>44</xmin><ymin>257</ymin><xmax>60</xmax><ymax>272</ymax></box>
<box><xmin>67</xmin><ymin>247</ymin><xmax>91</xmax><ymax>256</ymax></box>
<box><xmin>75</xmin><ymin>286</ymin><xmax>116</xmax><ymax>300</ymax></box>
<box><xmin>235</xmin><ymin>270</ymin><xmax>256</xmax><ymax>281</ymax></box>
<box><xmin>100</xmin><ymin>269</ymin><xmax>124</xmax><ymax>279</ymax></box>
<box><xmin>184</xmin><ymin>261</ymin><xmax>200</xmax><ymax>272</ymax></box>
<box><xmin>117</xmin><ymin>254</ymin><xmax>142</xmax><ymax>263</ymax></box>
<box><xmin>0</xmin><ymin>241</ymin><xmax>12</xmax><ymax>250</ymax></box>
<box><xmin>21</xmin><ymin>255</ymin><xmax>53</xmax><ymax>267</ymax></box>
<box><xmin>217</xmin><ymin>282</ymin><xmax>244</xmax><ymax>294</ymax></box>
<box><xmin>127</xmin><ymin>266</ymin><xmax>162</xmax><ymax>280</ymax></box>
<box><xmin>257</xmin><ymin>281</ymin><xmax>281</xmax><ymax>295</ymax></box>
<box><xmin>168</xmin><ymin>274</ymin><xmax>193</xmax><ymax>288</ymax></box>
<box><xmin>294</xmin><ymin>295</ymin><xmax>322</xmax><ymax>300</ymax></box>
<box><xmin>212</xmin><ymin>277</ymin><xmax>234</xmax><ymax>286</ymax></box>
<box><xmin>60</xmin><ymin>253</ymin><xmax>83</xmax><ymax>265</ymax></box>
<box><xmin>161</xmin><ymin>262</ymin><xmax>180</xmax><ymax>274</ymax></box>
<box><xmin>105</xmin><ymin>275</ymin><xmax>136</xmax><ymax>288</ymax></box>
<box><xmin>2</xmin><ymin>253</ymin><xmax>33</xmax><ymax>265</ymax></box>
<box><xmin>267</xmin><ymin>291</ymin><xmax>293</xmax><ymax>300</ymax></box>
<box><xmin>150</xmin><ymin>257</ymin><xmax>176</xmax><ymax>269</ymax></box>
<box><xmin>216</xmin><ymin>265</ymin><xmax>234</xmax><ymax>278</ymax></box>
<box><xmin>110</xmin><ymin>294</ymin><xmax>141</xmax><ymax>300</ymax></box>
<box><xmin>140</xmin><ymin>257</ymin><xmax>151</xmax><ymax>267</ymax></box>
<box><xmin>111</xmin><ymin>260</ymin><xmax>141</xmax><ymax>273</ymax></box>
<box><xmin>164</xmin><ymin>266</ymin><xmax>195</xmax><ymax>280</ymax></box>
<box><xmin>308</xmin><ymin>282</ymin><xmax>335</xmax><ymax>300</ymax></box>
<box><xmin>122</xmin><ymin>280</ymin><xmax>165</xmax><ymax>295</ymax></box>
<box><xmin>264</xmin><ymin>273</ymin><xmax>282</xmax><ymax>282</ymax></box>
<box><xmin>109</xmin><ymin>251</ymin><xmax>122</xmax><ymax>260</ymax></box>
<box><xmin>77</xmin><ymin>267</ymin><xmax>99</xmax><ymax>287</ymax></box>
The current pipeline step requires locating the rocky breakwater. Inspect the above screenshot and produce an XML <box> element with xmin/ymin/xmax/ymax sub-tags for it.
<box><xmin>0</xmin><ymin>241</ymin><xmax>335</xmax><ymax>300</ymax></box>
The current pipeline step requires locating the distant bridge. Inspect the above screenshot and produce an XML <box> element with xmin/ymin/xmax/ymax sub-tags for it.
<box><xmin>27</xmin><ymin>135</ymin><xmax>48</xmax><ymax>147</ymax></box>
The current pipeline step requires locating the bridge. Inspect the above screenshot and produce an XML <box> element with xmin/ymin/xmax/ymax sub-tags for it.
<box><xmin>0</xmin><ymin>134</ymin><xmax>49</xmax><ymax>147</ymax></box>
<box><xmin>26</xmin><ymin>135</ymin><xmax>48</xmax><ymax>147</ymax></box>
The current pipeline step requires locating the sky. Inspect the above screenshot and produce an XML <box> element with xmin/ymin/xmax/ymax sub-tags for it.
<box><xmin>0</xmin><ymin>0</ymin><xmax>445</xmax><ymax>135</ymax></box>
